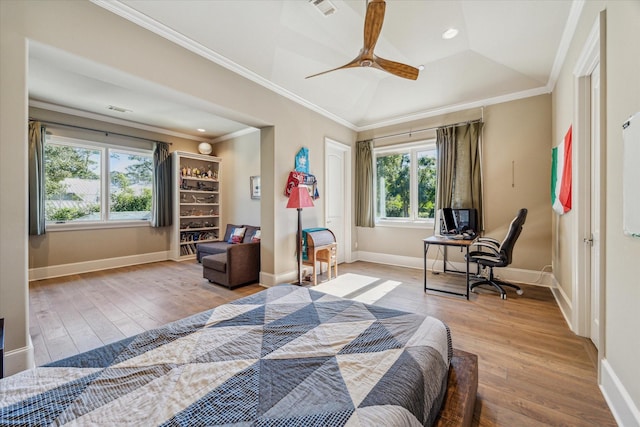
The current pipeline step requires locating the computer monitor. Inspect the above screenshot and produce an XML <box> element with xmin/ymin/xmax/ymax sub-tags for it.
<box><xmin>441</xmin><ymin>208</ymin><xmax>458</xmax><ymax>234</ymax></box>
<box><xmin>453</xmin><ymin>208</ymin><xmax>478</xmax><ymax>233</ymax></box>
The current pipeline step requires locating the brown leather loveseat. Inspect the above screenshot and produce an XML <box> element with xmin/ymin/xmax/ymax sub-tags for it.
<box><xmin>198</xmin><ymin>224</ymin><xmax>260</xmax><ymax>289</ymax></box>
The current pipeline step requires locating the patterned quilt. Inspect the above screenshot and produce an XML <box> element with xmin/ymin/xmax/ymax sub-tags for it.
<box><xmin>0</xmin><ymin>285</ymin><xmax>451</xmax><ymax>426</ymax></box>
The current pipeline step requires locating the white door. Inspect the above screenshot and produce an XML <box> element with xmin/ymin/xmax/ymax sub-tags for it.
<box><xmin>325</xmin><ymin>140</ymin><xmax>350</xmax><ymax>264</ymax></box>
<box><xmin>589</xmin><ymin>63</ymin><xmax>601</xmax><ymax>349</ymax></box>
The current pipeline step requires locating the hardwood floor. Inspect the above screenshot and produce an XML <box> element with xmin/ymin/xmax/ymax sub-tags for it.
<box><xmin>28</xmin><ymin>260</ymin><xmax>616</xmax><ymax>426</ymax></box>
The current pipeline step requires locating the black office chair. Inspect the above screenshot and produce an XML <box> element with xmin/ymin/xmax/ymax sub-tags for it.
<box><xmin>467</xmin><ymin>208</ymin><xmax>528</xmax><ymax>299</ymax></box>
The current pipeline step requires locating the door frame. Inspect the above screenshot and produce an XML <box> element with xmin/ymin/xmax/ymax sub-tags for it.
<box><xmin>325</xmin><ymin>137</ymin><xmax>352</xmax><ymax>263</ymax></box>
<box><xmin>572</xmin><ymin>15</ymin><xmax>605</xmax><ymax>362</ymax></box>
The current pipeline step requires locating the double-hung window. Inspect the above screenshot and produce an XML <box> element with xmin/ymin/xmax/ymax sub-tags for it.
<box><xmin>44</xmin><ymin>135</ymin><xmax>153</xmax><ymax>227</ymax></box>
<box><xmin>374</xmin><ymin>140</ymin><xmax>437</xmax><ymax>224</ymax></box>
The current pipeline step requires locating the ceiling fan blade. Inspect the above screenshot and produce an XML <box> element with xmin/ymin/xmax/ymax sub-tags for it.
<box><xmin>363</xmin><ymin>0</ymin><xmax>386</xmax><ymax>55</ymax></box>
<box><xmin>374</xmin><ymin>56</ymin><xmax>420</xmax><ymax>80</ymax></box>
<box><xmin>305</xmin><ymin>55</ymin><xmax>362</xmax><ymax>79</ymax></box>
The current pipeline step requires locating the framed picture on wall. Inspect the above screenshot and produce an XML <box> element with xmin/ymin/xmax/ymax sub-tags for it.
<box><xmin>250</xmin><ymin>176</ymin><xmax>260</xmax><ymax>199</ymax></box>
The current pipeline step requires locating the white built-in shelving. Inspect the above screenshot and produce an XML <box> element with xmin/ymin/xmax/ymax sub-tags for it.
<box><xmin>170</xmin><ymin>151</ymin><xmax>222</xmax><ymax>260</ymax></box>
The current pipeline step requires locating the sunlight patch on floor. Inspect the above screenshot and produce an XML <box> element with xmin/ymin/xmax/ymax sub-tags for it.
<box><xmin>351</xmin><ymin>280</ymin><xmax>401</xmax><ymax>304</ymax></box>
<box><xmin>313</xmin><ymin>272</ymin><xmax>402</xmax><ymax>304</ymax></box>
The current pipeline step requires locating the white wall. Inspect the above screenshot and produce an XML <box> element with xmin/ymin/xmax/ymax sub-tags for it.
<box><xmin>356</xmin><ymin>96</ymin><xmax>553</xmax><ymax>273</ymax></box>
<box><xmin>601</xmin><ymin>3</ymin><xmax>640</xmax><ymax>425</ymax></box>
<box><xmin>552</xmin><ymin>1</ymin><xmax>640</xmax><ymax>425</ymax></box>
<box><xmin>214</xmin><ymin>130</ymin><xmax>261</xmax><ymax>228</ymax></box>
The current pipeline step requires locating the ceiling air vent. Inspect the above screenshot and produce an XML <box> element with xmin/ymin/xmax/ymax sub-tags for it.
<box><xmin>309</xmin><ymin>0</ymin><xmax>337</xmax><ymax>17</ymax></box>
<box><xmin>107</xmin><ymin>105</ymin><xmax>132</xmax><ymax>113</ymax></box>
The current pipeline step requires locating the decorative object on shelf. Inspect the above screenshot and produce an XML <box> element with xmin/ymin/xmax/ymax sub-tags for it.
<box><xmin>287</xmin><ymin>186</ymin><xmax>315</xmax><ymax>286</ymax></box>
<box><xmin>250</xmin><ymin>176</ymin><xmax>261</xmax><ymax>199</ymax></box>
<box><xmin>172</xmin><ymin>151</ymin><xmax>222</xmax><ymax>260</ymax></box>
<box><xmin>295</xmin><ymin>147</ymin><xmax>309</xmax><ymax>174</ymax></box>
<box><xmin>198</xmin><ymin>142</ymin><xmax>213</xmax><ymax>155</ymax></box>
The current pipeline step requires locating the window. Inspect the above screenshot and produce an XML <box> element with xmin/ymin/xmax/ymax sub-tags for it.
<box><xmin>45</xmin><ymin>136</ymin><xmax>153</xmax><ymax>225</ymax></box>
<box><xmin>375</xmin><ymin>141</ymin><xmax>437</xmax><ymax>223</ymax></box>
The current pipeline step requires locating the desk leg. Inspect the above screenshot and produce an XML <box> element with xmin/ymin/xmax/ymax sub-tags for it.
<box><xmin>465</xmin><ymin>246</ymin><xmax>470</xmax><ymax>300</ymax></box>
<box><xmin>424</xmin><ymin>241</ymin><xmax>428</xmax><ymax>292</ymax></box>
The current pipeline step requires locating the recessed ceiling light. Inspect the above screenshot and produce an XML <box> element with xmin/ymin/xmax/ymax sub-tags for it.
<box><xmin>442</xmin><ymin>28</ymin><xmax>459</xmax><ymax>40</ymax></box>
<box><xmin>418</xmin><ymin>65</ymin><xmax>425</xmax><ymax>71</ymax></box>
<box><xmin>197</xmin><ymin>128</ymin><xmax>206</xmax><ymax>132</ymax></box>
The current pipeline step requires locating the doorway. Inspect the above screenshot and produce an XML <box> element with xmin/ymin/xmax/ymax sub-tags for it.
<box><xmin>573</xmin><ymin>16</ymin><xmax>604</xmax><ymax>355</ymax></box>
<box><xmin>588</xmin><ymin>63</ymin><xmax>601</xmax><ymax>348</ymax></box>
<box><xmin>325</xmin><ymin>139</ymin><xmax>351</xmax><ymax>264</ymax></box>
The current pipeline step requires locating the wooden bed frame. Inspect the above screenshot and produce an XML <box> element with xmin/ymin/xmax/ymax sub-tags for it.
<box><xmin>435</xmin><ymin>348</ymin><xmax>478</xmax><ymax>427</ymax></box>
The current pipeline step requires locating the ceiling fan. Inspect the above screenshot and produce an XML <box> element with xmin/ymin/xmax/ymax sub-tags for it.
<box><xmin>306</xmin><ymin>0</ymin><xmax>419</xmax><ymax>80</ymax></box>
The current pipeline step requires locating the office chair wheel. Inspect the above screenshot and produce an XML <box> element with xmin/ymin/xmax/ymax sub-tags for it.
<box><xmin>500</xmin><ymin>293</ymin><xmax>507</xmax><ymax>300</ymax></box>
<box><xmin>516</xmin><ymin>289</ymin><xmax>524</xmax><ymax>296</ymax></box>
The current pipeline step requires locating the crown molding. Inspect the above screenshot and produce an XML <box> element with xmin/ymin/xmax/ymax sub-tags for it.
<box><xmin>91</xmin><ymin>0</ymin><xmax>572</xmax><ymax>135</ymax></box>
<box><xmin>356</xmin><ymin>85</ymin><xmax>550</xmax><ymax>132</ymax></box>
<box><xmin>91</xmin><ymin>0</ymin><xmax>357</xmax><ymax>132</ymax></box>
<box><xmin>547</xmin><ymin>0</ymin><xmax>586</xmax><ymax>91</ymax></box>
<box><xmin>211</xmin><ymin>127</ymin><xmax>259</xmax><ymax>144</ymax></box>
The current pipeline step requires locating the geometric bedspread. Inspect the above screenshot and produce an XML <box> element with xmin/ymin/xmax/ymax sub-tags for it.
<box><xmin>0</xmin><ymin>285</ymin><xmax>451</xmax><ymax>426</ymax></box>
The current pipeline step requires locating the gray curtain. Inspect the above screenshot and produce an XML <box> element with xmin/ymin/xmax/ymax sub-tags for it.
<box><xmin>436</xmin><ymin>127</ymin><xmax>456</xmax><ymax>211</ymax></box>
<box><xmin>355</xmin><ymin>139</ymin><xmax>375</xmax><ymax>227</ymax></box>
<box><xmin>436</xmin><ymin>122</ymin><xmax>484</xmax><ymax>230</ymax></box>
<box><xmin>151</xmin><ymin>142</ymin><xmax>172</xmax><ymax>227</ymax></box>
<box><xmin>29</xmin><ymin>121</ymin><xmax>46</xmax><ymax>235</ymax></box>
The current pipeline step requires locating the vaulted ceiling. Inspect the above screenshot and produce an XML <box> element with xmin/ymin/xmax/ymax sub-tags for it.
<box><xmin>28</xmin><ymin>0</ymin><xmax>579</xmax><ymax>139</ymax></box>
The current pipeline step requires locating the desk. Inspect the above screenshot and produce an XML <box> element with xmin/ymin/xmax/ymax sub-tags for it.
<box><xmin>423</xmin><ymin>236</ymin><xmax>476</xmax><ymax>299</ymax></box>
<box><xmin>302</xmin><ymin>228</ymin><xmax>338</xmax><ymax>286</ymax></box>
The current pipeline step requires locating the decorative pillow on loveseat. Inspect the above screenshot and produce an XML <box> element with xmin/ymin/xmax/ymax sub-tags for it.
<box><xmin>228</xmin><ymin>227</ymin><xmax>246</xmax><ymax>244</ymax></box>
<box><xmin>223</xmin><ymin>224</ymin><xmax>242</xmax><ymax>242</ymax></box>
<box><xmin>242</xmin><ymin>225</ymin><xmax>261</xmax><ymax>243</ymax></box>
<box><xmin>251</xmin><ymin>229</ymin><xmax>261</xmax><ymax>242</ymax></box>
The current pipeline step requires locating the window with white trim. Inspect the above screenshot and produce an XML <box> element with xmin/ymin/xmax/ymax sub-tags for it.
<box><xmin>374</xmin><ymin>140</ymin><xmax>437</xmax><ymax>223</ymax></box>
<box><xmin>44</xmin><ymin>135</ymin><xmax>153</xmax><ymax>224</ymax></box>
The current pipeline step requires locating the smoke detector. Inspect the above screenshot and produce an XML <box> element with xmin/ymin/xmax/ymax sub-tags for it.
<box><xmin>309</xmin><ymin>0</ymin><xmax>337</xmax><ymax>17</ymax></box>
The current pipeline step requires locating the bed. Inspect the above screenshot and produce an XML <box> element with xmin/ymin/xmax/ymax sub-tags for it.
<box><xmin>0</xmin><ymin>285</ymin><xmax>466</xmax><ymax>426</ymax></box>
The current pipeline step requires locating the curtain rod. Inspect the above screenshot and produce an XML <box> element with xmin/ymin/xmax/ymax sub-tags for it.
<box><xmin>370</xmin><ymin>118</ymin><xmax>483</xmax><ymax>142</ymax></box>
<box><xmin>29</xmin><ymin>118</ymin><xmax>172</xmax><ymax>145</ymax></box>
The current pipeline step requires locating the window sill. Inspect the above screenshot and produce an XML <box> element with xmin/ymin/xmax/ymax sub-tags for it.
<box><xmin>46</xmin><ymin>220</ymin><xmax>151</xmax><ymax>232</ymax></box>
<box><xmin>375</xmin><ymin>219</ymin><xmax>435</xmax><ymax>229</ymax></box>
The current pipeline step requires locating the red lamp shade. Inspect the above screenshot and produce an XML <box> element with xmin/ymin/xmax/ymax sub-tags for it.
<box><xmin>287</xmin><ymin>186</ymin><xmax>314</xmax><ymax>209</ymax></box>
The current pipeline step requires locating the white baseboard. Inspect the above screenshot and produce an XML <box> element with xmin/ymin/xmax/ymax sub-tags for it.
<box><xmin>28</xmin><ymin>251</ymin><xmax>170</xmax><ymax>281</ymax></box>
<box><xmin>550</xmin><ymin>276</ymin><xmax>574</xmax><ymax>331</ymax></box>
<box><xmin>601</xmin><ymin>359</ymin><xmax>640</xmax><ymax>427</ymax></box>
<box><xmin>353</xmin><ymin>251</ymin><xmax>554</xmax><ymax>287</ymax></box>
<box><xmin>260</xmin><ymin>270</ymin><xmax>309</xmax><ymax>287</ymax></box>
<box><xmin>4</xmin><ymin>336</ymin><xmax>34</xmax><ymax>377</ymax></box>
<box><xmin>259</xmin><ymin>271</ymin><xmax>278</xmax><ymax>287</ymax></box>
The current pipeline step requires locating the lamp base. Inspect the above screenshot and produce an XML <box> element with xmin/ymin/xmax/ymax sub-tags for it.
<box><xmin>290</xmin><ymin>277</ymin><xmax>312</xmax><ymax>286</ymax></box>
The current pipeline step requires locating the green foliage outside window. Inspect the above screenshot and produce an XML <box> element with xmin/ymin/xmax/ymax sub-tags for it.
<box><xmin>376</xmin><ymin>153</ymin><xmax>410</xmax><ymax>218</ymax></box>
<box><xmin>376</xmin><ymin>147</ymin><xmax>436</xmax><ymax>220</ymax></box>
<box><xmin>46</xmin><ymin>205</ymin><xmax>100</xmax><ymax>221</ymax></box>
<box><xmin>45</xmin><ymin>141</ymin><xmax>153</xmax><ymax>222</ymax></box>
<box><xmin>417</xmin><ymin>151</ymin><xmax>437</xmax><ymax>218</ymax></box>
<box><xmin>111</xmin><ymin>188</ymin><xmax>152</xmax><ymax>212</ymax></box>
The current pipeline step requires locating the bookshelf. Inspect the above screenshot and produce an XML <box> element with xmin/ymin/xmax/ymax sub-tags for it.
<box><xmin>171</xmin><ymin>151</ymin><xmax>221</xmax><ymax>260</ymax></box>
